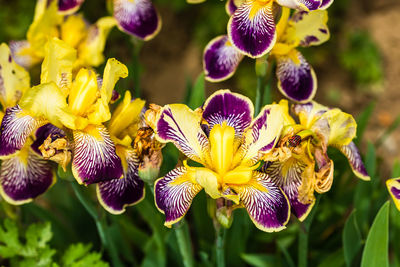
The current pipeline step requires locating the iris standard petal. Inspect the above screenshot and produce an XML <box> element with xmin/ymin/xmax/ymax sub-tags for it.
<box><xmin>202</xmin><ymin>89</ymin><xmax>253</xmax><ymax>138</ymax></box>
<box><xmin>241</xmin><ymin>104</ymin><xmax>283</xmax><ymax>164</ymax></box>
<box><xmin>72</xmin><ymin>125</ymin><xmax>123</xmax><ymax>185</ymax></box>
<box><xmin>321</xmin><ymin>109</ymin><xmax>356</xmax><ymax>146</ymax></box>
<box><xmin>276</xmin><ymin>50</ymin><xmax>317</xmax><ymax>103</ymax></box>
<box><xmin>337</xmin><ymin>142</ymin><xmax>370</xmax><ymax>181</ymax></box>
<box><xmin>58</xmin><ymin>0</ymin><xmax>85</xmax><ymax>14</ymax></box>
<box><xmin>292</xmin><ymin>101</ymin><xmax>329</xmax><ymax>129</ymax></box>
<box><xmin>266</xmin><ymin>160</ymin><xmax>314</xmax><ymax>221</ymax></box>
<box><xmin>154</xmin><ymin>167</ymin><xmax>202</xmax><ymax>227</ymax></box>
<box><xmin>0</xmin><ymin>105</ymin><xmax>45</xmax><ymax>158</ymax></box>
<box><xmin>156</xmin><ymin>104</ymin><xmax>210</xmax><ymax>164</ymax></box>
<box><xmin>386</xmin><ymin>178</ymin><xmax>400</xmax><ymax>211</ymax></box>
<box><xmin>276</xmin><ymin>0</ymin><xmax>321</xmax><ymax>11</ymax></box>
<box><xmin>0</xmin><ymin>43</ymin><xmax>30</xmax><ymax>108</ymax></box>
<box><xmin>0</xmin><ymin>147</ymin><xmax>55</xmax><ymax>205</ymax></box>
<box><xmin>97</xmin><ymin>147</ymin><xmax>145</xmax><ymax>214</ymax></box>
<box><xmin>228</xmin><ymin>0</ymin><xmax>276</xmax><ymax>58</ymax></box>
<box><xmin>230</xmin><ymin>171</ymin><xmax>290</xmax><ymax>232</ymax></box>
<box><xmin>203</xmin><ymin>35</ymin><xmax>244</xmax><ymax>82</ymax></box>
<box><xmin>113</xmin><ymin>0</ymin><xmax>161</xmax><ymax>41</ymax></box>
<box><xmin>284</xmin><ymin>10</ymin><xmax>329</xmax><ymax>47</ymax></box>
<box><xmin>319</xmin><ymin>0</ymin><xmax>334</xmax><ymax>10</ymax></box>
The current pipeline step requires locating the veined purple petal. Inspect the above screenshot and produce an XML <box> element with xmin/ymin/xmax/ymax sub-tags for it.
<box><xmin>31</xmin><ymin>123</ymin><xmax>66</xmax><ymax>155</ymax></box>
<box><xmin>265</xmin><ymin>160</ymin><xmax>314</xmax><ymax>221</ymax></box>
<box><xmin>228</xmin><ymin>1</ymin><xmax>276</xmax><ymax>58</ymax></box>
<box><xmin>225</xmin><ymin>0</ymin><xmax>241</xmax><ymax>16</ymax></box>
<box><xmin>155</xmin><ymin>167</ymin><xmax>202</xmax><ymax>227</ymax></box>
<box><xmin>319</xmin><ymin>0</ymin><xmax>334</xmax><ymax>9</ymax></box>
<box><xmin>276</xmin><ymin>0</ymin><xmax>321</xmax><ymax>11</ymax></box>
<box><xmin>0</xmin><ymin>105</ymin><xmax>45</xmax><ymax>158</ymax></box>
<box><xmin>202</xmin><ymin>89</ymin><xmax>253</xmax><ymax>138</ymax></box>
<box><xmin>276</xmin><ymin>50</ymin><xmax>317</xmax><ymax>103</ymax></box>
<box><xmin>114</xmin><ymin>0</ymin><xmax>161</xmax><ymax>41</ymax></box>
<box><xmin>0</xmin><ymin>148</ymin><xmax>55</xmax><ymax>205</ymax></box>
<box><xmin>58</xmin><ymin>0</ymin><xmax>85</xmax><ymax>14</ymax></box>
<box><xmin>386</xmin><ymin>178</ymin><xmax>400</xmax><ymax>211</ymax></box>
<box><xmin>72</xmin><ymin>125</ymin><xmax>123</xmax><ymax>185</ymax></box>
<box><xmin>9</xmin><ymin>41</ymin><xmax>40</xmax><ymax>69</ymax></box>
<box><xmin>337</xmin><ymin>142</ymin><xmax>370</xmax><ymax>181</ymax></box>
<box><xmin>156</xmin><ymin>104</ymin><xmax>210</xmax><ymax>164</ymax></box>
<box><xmin>203</xmin><ymin>35</ymin><xmax>244</xmax><ymax>82</ymax></box>
<box><xmin>230</xmin><ymin>171</ymin><xmax>290</xmax><ymax>232</ymax></box>
<box><xmin>97</xmin><ymin>147</ymin><xmax>145</xmax><ymax>214</ymax></box>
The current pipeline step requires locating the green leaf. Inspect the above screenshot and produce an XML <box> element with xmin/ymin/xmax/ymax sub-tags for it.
<box><xmin>187</xmin><ymin>73</ymin><xmax>205</xmax><ymax>110</ymax></box>
<box><xmin>317</xmin><ymin>249</ymin><xmax>345</xmax><ymax>267</ymax></box>
<box><xmin>61</xmin><ymin>243</ymin><xmax>109</xmax><ymax>267</ymax></box>
<box><xmin>355</xmin><ymin>103</ymin><xmax>374</xmax><ymax>145</ymax></box>
<box><xmin>365</xmin><ymin>142</ymin><xmax>376</xmax><ymax>178</ymax></box>
<box><xmin>392</xmin><ymin>160</ymin><xmax>400</xmax><ymax>177</ymax></box>
<box><xmin>343</xmin><ymin>211</ymin><xmax>362</xmax><ymax>267</ymax></box>
<box><xmin>361</xmin><ymin>201</ymin><xmax>390</xmax><ymax>267</ymax></box>
<box><xmin>0</xmin><ymin>219</ymin><xmax>22</xmax><ymax>258</ymax></box>
<box><xmin>241</xmin><ymin>253</ymin><xmax>277</xmax><ymax>267</ymax></box>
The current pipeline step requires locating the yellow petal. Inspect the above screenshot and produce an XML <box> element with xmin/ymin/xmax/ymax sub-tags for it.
<box><xmin>40</xmin><ymin>38</ymin><xmax>77</xmax><ymax>96</ymax></box>
<box><xmin>61</xmin><ymin>14</ymin><xmax>88</xmax><ymax>49</ymax></box>
<box><xmin>109</xmin><ymin>91</ymin><xmax>145</xmax><ymax>138</ymax></box>
<box><xmin>19</xmin><ymin>82</ymin><xmax>86</xmax><ymax>130</ymax></box>
<box><xmin>76</xmin><ymin>17</ymin><xmax>117</xmax><ymax>68</ymax></box>
<box><xmin>209</xmin><ymin>122</ymin><xmax>235</xmax><ymax>175</ymax></box>
<box><xmin>0</xmin><ymin>43</ymin><xmax>30</xmax><ymax>108</ymax></box>
<box><xmin>101</xmin><ymin>58</ymin><xmax>128</xmax><ymax>103</ymax></box>
<box><xmin>321</xmin><ymin>109</ymin><xmax>357</xmax><ymax>146</ymax></box>
<box><xmin>189</xmin><ymin>167</ymin><xmax>221</xmax><ymax>199</ymax></box>
<box><xmin>68</xmin><ymin>68</ymin><xmax>99</xmax><ymax>116</ymax></box>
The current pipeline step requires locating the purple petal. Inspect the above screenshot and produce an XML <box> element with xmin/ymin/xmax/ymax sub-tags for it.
<box><xmin>276</xmin><ymin>0</ymin><xmax>321</xmax><ymax>11</ymax></box>
<box><xmin>202</xmin><ymin>90</ymin><xmax>253</xmax><ymax>138</ymax></box>
<box><xmin>58</xmin><ymin>0</ymin><xmax>85</xmax><ymax>13</ymax></box>
<box><xmin>114</xmin><ymin>0</ymin><xmax>161</xmax><ymax>40</ymax></box>
<box><xmin>31</xmin><ymin>123</ymin><xmax>66</xmax><ymax>155</ymax></box>
<box><xmin>227</xmin><ymin>1</ymin><xmax>276</xmax><ymax>58</ymax></box>
<box><xmin>0</xmin><ymin>148</ymin><xmax>55</xmax><ymax>205</ymax></box>
<box><xmin>231</xmin><ymin>171</ymin><xmax>290</xmax><ymax>232</ymax></box>
<box><xmin>203</xmin><ymin>35</ymin><xmax>244</xmax><ymax>82</ymax></box>
<box><xmin>97</xmin><ymin>147</ymin><xmax>145</xmax><ymax>214</ymax></box>
<box><xmin>72</xmin><ymin>125</ymin><xmax>123</xmax><ymax>185</ymax></box>
<box><xmin>386</xmin><ymin>178</ymin><xmax>400</xmax><ymax>211</ymax></box>
<box><xmin>156</xmin><ymin>104</ymin><xmax>210</xmax><ymax>164</ymax></box>
<box><xmin>225</xmin><ymin>0</ymin><xmax>241</xmax><ymax>16</ymax></box>
<box><xmin>319</xmin><ymin>0</ymin><xmax>334</xmax><ymax>9</ymax></box>
<box><xmin>337</xmin><ymin>142</ymin><xmax>370</xmax><ymax>181</ymax></box>
<box><xmin>0</xmin><ymin>105</ymin><xmax>45</xmax><ymax>157</ymax></box>
<box><xmin>276</xmin><ymin>50</ymin><xmax>317</xmax><ymax>103</ymax></box>
<box><xmin>155</xmin><ymin>167</ymin><xmax>202</xmax><ymax>226</ymax></box>
<box><xmin>9</xmin><ymin>41</ymin><xmax>39</xmax><ymax>69</ymax></box>
<box><xmin>265</xmin><ymin>160</ymin><xmax>314</xmax><ymax>221</ymax></box>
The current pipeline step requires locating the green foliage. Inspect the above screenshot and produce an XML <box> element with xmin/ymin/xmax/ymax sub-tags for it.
<box><xmin>342</xmin><ymin>211</ymin><xmax>362</xmax><ymax>267</ymax></box>
<box><xmin>339</xmin><ymin>31</ymin><xmax>383</xmax><ymax>87</ymax></box>
<box><xmin>361</xmin><ymin>201</ymin><xmax>390</xmax><ymax>267</ymax></box>
<box><xmin>0</xmin><ymin>219</ymin><xmax>108</xmax><ymax>267</ymax></box>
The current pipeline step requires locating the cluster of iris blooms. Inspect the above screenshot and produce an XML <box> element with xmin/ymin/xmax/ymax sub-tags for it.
<box><xmin>0</xmin><ymin>0</ymin><xmax>398</xmax><ymax>233</ymax></box>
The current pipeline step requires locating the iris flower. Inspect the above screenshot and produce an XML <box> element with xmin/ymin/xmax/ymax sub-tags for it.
<box><xmin>387</xmin><ymin>178</ymin><xmax>400</xmax><ymax>211</ymax></box>
<box><xmin>204</xmin><ymin>8</ymin><xmax>329</xmax><ymax>103</ymax></box>
<box><xmin>11</xmin><ymin>0</ymin><xmax>161</xmax><ymax>69</ymax></box>
<box><xmin>0</xmin><ymin>38</ymin><xmax>127</xmax><ymax>186</ymax></box>
<box><xmin>262</xmin><ymin>100</ymin><xmax>370</xmax><ymax>220</ymax></box>
<box><xmin>0</xmin><ymin>43</ymin><xmax>56</xmax><ymax>204</ymax></box>
<box><xmin>150</xmin><ymin>90</ymin><xmax>291</xmax><ymax>232</ymax></box>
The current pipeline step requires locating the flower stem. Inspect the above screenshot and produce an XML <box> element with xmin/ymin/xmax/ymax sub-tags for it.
<box><xmin>255</xmin><ymin>75</ymin><xmax>263</xmax><ymax>115</ymax></box>
<box><xmin>215</xmin><ymin>224</ymin><xmax>227</xmax><ymax>267</ymax></box>
<box><xmin>71</xmin><ymin>182</ymin><xmax>123</xmax><ymax>267</ymax></box>
<box><xmin>174</xmin><ymin>221</ymin><xmax>195</xmax><ymax>267</ymax></box>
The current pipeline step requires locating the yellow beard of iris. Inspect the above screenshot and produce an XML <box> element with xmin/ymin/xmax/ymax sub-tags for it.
<box><xmin>183</xmin><ymin>122</ymin><xmax>259</xmax><ymax>203</ymax></box>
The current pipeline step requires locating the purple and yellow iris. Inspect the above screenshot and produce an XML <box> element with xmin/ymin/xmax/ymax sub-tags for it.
<box><xmin>150</xmin><ymin>90</ymin><xmax>291</xmax><ymax>232</ymax></box>
<box><xmin>262</xmin><ymin>100</ymin><xmax>369</xmax><ymax>220</ymax></box>
<box><xmin>0</xmin><ymin>43</ymin><xmax>57</xmax><ymax>204</ymax></box>
<box><xmin>204</xmin><ymin>8</ymin><xmax>329</xmax><ymax>103</ymax></box>
<box><xmin>387</xmin><ymin>178</ymin><xmax>400</xmax><ymax>211</ymax></box>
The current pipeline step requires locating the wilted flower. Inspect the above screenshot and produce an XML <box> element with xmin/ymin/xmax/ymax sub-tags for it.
<box><xmin>262</xmin><ymin>100</ymin><xmax>369</xmax><ymax>220</ymax></box>
<box><xmin>150</xmin><ymin>90</ymin><xmax>291</xmax><ymax>232</ymax></box>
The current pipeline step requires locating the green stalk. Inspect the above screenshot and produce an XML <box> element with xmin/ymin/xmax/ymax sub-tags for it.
<box><xmin>174</xmin><ymin>222</ymin><xmax>195</xmax><ymax>267</ymax></box>
<box><xmin>255</xmin><ymin>75</ymin><xmax>263</xmax><ymax>115</ymax></box>
<box><xmin>71</xmin><ymin>182</ymin><xmax>123</xmax><ymax>267</ymax></box>
<box><xmin>297</xmin><ymin>196</ymin><xmax>320</xmax><ymax>267</ymax></box>
<box><xmin>215</xmin><ymin>224</ymin><xmax>227</xmax><ymax>267</ymax></box>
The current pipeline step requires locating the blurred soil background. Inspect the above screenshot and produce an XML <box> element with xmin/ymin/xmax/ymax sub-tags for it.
<box><xmin>1</xmin><ymin>0</ymin><xmax>399</xmax><ymax>176</ymax></box>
